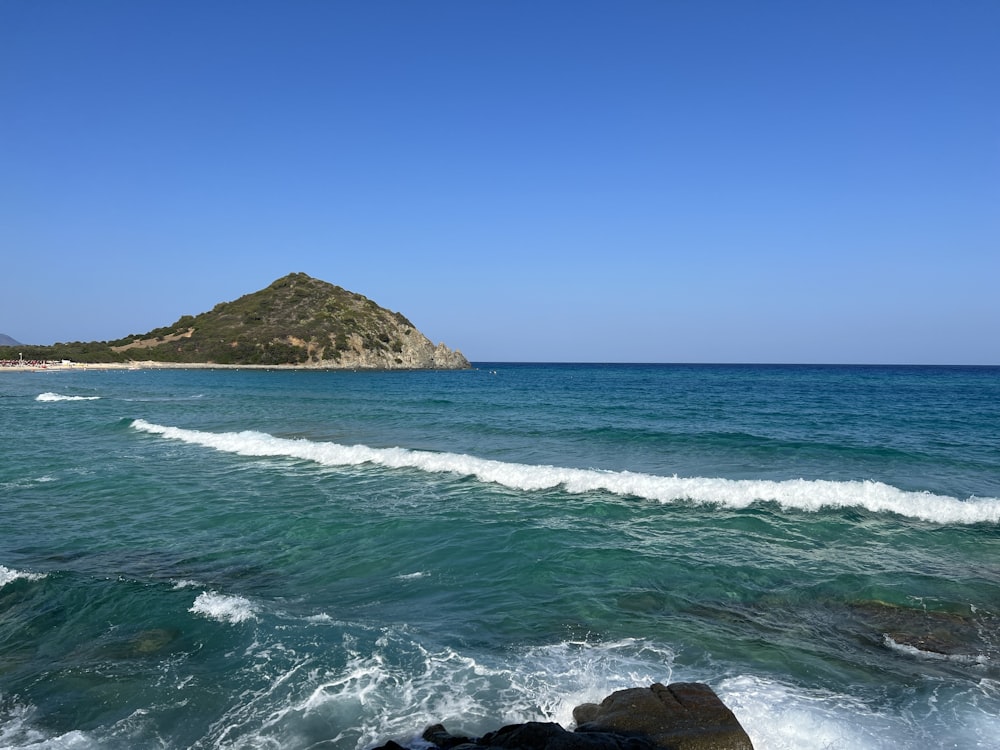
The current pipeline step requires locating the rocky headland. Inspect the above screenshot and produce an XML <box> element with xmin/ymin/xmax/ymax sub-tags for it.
<box><xmin>0</xmin><ymin>273</ymin><xmax>470</xmax><ymax>370</ymax></box>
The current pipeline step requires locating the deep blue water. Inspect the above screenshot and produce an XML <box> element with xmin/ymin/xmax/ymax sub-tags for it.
<box><xmin>2</xmin><ymin>363</ymin><xmax>999</xmax><ymax>749</ymax></box>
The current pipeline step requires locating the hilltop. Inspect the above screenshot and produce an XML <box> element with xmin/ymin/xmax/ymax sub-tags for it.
<box><xmin>0</xmin><ymin>274</ymin><xmax>470</xmax><ymax>369</ymax></box>
<box><xmin>0</xmin><ymin>333</ymin><xmax>21</xmax><ymax>347</ymax></box>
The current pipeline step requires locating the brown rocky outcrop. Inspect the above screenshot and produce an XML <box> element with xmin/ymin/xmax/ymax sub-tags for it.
<box><xmin>372</xmin><ymin>683</ymin><xmax>753</xmax><ymax>750</ymax></box>
<box><xmin>574</xmin><ymin>683</ymin><xmax>753</xmax><ymax>750</ymax></box>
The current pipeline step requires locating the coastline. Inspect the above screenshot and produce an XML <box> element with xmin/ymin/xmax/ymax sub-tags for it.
<box><xmin>0</xmin><ymin>360</ymin><xmax>470</xmax><ymax>372</ymax></box>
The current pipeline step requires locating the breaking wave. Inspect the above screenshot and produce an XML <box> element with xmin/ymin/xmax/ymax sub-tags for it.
<box><xmin>0</xmin><ymin>565</ymin><xmax>46</xmax><ymax>589</ymax></box>
<box><xmin>36</xmin><ymin>392</ymin><xmax>100</xmax><ymax>402</ymax></box>
<box><xmin>190</xmin><ymin>591</ymin><xmax>259</xmax><ymax>624</ymax></box>
<box><xmin>130</xmin><ymin>420</ymin><xmax>1000</xmax><ymax>525</ymax></box>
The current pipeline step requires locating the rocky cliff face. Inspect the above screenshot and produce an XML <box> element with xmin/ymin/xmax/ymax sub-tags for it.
<box><xmin>318</xmin><ymin>329</ymin><xmax>470</xmax><ymax>369</ymax></box>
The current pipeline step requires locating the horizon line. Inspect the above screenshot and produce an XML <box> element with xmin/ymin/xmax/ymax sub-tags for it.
<box><xmin>468</xmin><ymin>360</ymin><xmax>1000</xmax><ymax>368</ymax></box>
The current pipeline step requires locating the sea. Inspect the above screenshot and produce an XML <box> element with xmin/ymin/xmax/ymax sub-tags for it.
<box><xmin>1</xmin><ymin>363</ymin><xmax>999</xmax><ymax>750</ymax></box>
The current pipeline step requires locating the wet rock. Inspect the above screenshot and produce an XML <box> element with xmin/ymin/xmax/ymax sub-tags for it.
<box><xmin>478</xmin><ymin>721</ymin><xmax>655</xmax><ymax>750</ymax></box>
<box><xmin>372</xmin><ymin>683</ymin><xmax>753</xmax><ymax>750</ymax></box>
<box><xmin>847</xmin><ymin>599</ymin><xmax>995</xmax><ymax>659</ymax></box>
<box><xmin>574</xmin><ymin>683</ymin><xmax>753</xmax><ymax>750</ymax></box>
<box><xmin>423</xmin><ymin>723</ymin><xmax>475</xmax><ymax>749</ymax></box>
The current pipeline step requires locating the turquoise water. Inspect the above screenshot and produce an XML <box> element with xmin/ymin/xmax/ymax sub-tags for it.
<box><xmin>2</xmin><ymin>364</ymin><xmax>999</xmax><ymax>749</ymax></box>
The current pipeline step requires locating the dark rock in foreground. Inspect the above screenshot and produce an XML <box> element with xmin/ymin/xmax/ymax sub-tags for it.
<box><xmin>575</xmin><ymin>683</ymin><xmax>753</xmax><ymax>750</ymax></box>
<box><xmin>372</xmin><ymin>683</ymin><xmax>753</xmax><ymax>750</ymax></box>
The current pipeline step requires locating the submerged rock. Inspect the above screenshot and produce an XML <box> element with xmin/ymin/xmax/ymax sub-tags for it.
<box><xmin>847</xmin><ymin>599</ymin><xmax>996</xmax><ymax>661</ymax></box>
<box><xmin>129</xmin><ymin>627</ymin><xmax>179</xmax><ymax>655</ymax></box>
<box><xmin>372</xmin><ymin>683</ymin><xmax>753</xmax><ymax>750</ymax></box>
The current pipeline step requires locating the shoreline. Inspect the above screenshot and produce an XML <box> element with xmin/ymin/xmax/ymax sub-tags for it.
<box><xmin>0</xmin><ymin>361</ymin><xmax>471</xmax><ymax>372</ymax></box>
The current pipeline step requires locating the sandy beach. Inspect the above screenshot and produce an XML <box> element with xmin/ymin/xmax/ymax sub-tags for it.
<box><xmin>0</xmin><ymin>360</ymin><xmax>462</xmax><ymax>372</ymax></box>
<box><xmin>0</xmin><ymin>361</ymin><xmax>327</xmax><ymax>372</ymax></box>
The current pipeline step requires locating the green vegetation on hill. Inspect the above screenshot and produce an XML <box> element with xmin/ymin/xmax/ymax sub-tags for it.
<box><xmin>1</xmin><ymin>340</ymin><xmax>128</xmax><ymax>364</ymax></box>
<box><xmin>0</xmin><ymin>273</ymin><xmax>466</xmax><ymax>368</ymax></box>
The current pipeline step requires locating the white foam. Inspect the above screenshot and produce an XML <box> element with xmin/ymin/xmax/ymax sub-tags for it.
<box><xmin>189</xmin><ymin>591</ymin><xmax>259</xmax><ymax>624</ymax></box>
<box><xmin>718</xmin><ymin>674</ymin><xmax>905</xmax><ymax>750</ymax></box>
<box><xmin>0</xmin><ymin>702</ymin><xmax>164</xmax><ymax>749</ymax></box>
<box><xmin>0</xmin><ymin>702</ymin><xmax>94</xmax><ymax>749</ymax></box>
<box><xmin>234</xmin><ymin>635</ymin><xmax>971</xmax><ymax>750</ymax></box>
<box><xmin>130</xmin><ymin>420</ymin><xmax>1000</xmax><ymax>525</ymax></box>
<box><xmin>36</xmin><ymin>392</ymin><xmax>100</xmax><ymax>402</ymax></box>
<box><xmin>720</xmin><ymin>673</ymin><xmax>1000</xmax><ymax>750</ymax></box>
<box><xmin>0</xmin><ymin>565</ymin><xmax>46</xmax><ymax>589</ymax></box>
<box><xmin>238</xmin><ymin>636</ymin><xmax>673</xmax><ymax>750</ymax></box>
<box><xmin>395</xmin><ymin>571</ymin><xmax>429</xmax><ymax>581</ymax></box>
<box><xmin>510</xmin><ymin>638</ymin><xmax>676</xmax><ymax>728</ymax></box>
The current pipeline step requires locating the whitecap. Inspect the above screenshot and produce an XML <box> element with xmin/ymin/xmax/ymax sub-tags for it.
<box><xmin>304</xmin><ymin>613</ymin><xmax>334</xmax><ymax>623</ymax></box>
<box><xmin>130</xmin><ymin>420</ymin><xmax>1000</xmax><ymax>525</ymax></box>
<box><xmin>36</xmin><ymin>392</ymin><xmax>100</xmax><ymax>402</ymax></box>
<box><xmin>0</xmin><ymin>564</ymin><xmax>46</xmax><ymax>589</ymax></box>
<box><xmin>189</xmin><ymin>591</ymin><xmax>258</xmax><ymax>624</ymax></box>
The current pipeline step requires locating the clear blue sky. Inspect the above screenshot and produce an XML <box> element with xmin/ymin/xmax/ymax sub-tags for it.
<box><xmin>2</xmin><ymin>1</ymin><xmax>997</xmax><ymax>364</ymax></box>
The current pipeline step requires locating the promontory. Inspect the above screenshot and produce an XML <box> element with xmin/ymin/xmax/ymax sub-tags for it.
<box><xmin>0</xmin><ymin>273</ymin><xmax>471</xmax><ymax>370</ymax></box>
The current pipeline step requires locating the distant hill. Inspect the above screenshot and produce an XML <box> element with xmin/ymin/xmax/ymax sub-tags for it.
<box><xmin>0</xmin><ymin>273</ymin><xmax>470</xmax><ymax>369</ymax></box>
<box><xmin>0</xmin><ymin>334</ymin><xmax>21</xmax><ymax>347</ymax></box>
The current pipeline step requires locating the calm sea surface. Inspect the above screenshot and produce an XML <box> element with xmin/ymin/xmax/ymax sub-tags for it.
<box><xmin>2</xmin><ymin>363</ymin><xmax>999</xmax><ymax>749</ymax></box>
